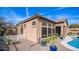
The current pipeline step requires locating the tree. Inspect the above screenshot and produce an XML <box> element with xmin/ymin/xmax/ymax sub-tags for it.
<box><xmin>5</xmin><ymin>24</ymin><xmax>16</xmax><ymax>35</ymax></box>
<box><xmin>69</xmin><ymin>24</ymin><xmax>79</xmax><ymax>28</ymax></box>
<box><xmin>0</xmin><ymin>17</ymin><xmax>7</xmax><ymax>36</ymax></box>
<box><xmin>0</xmin><ymin>17</ymin><xmax>15</xmax><ymax>36</ymax></box>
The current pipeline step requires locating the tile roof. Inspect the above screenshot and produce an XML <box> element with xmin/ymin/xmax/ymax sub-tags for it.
<box><xmin>16</xmin><ymin>14</ymin><xmax>68</xmax><ymax>26</ymax></box>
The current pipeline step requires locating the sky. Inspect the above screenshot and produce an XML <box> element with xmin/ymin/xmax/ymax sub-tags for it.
<box><xmin>0</xmin><ymin>7</ymin><xmax>79</xmax><ymax>25</ymax></box>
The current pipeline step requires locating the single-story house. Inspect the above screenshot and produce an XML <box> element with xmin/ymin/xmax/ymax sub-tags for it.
<box><xmin>68</xmin><ymin>28</ymin><xmax>79</xmax><ymax>34</ymax></box>
<box><xmin>16</xmin><ymin>14</ymin><xmax>68</xmax><ymax>43</ymax></box>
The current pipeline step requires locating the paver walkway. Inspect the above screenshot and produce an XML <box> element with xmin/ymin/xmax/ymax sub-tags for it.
<box><xmin>9</xmin><ymin>38</ymin><xmax>72</xmax><ymax>51</ymax></box>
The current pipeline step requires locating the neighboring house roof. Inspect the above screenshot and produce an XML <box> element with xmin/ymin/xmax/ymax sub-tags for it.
<box><xmin>55</xmin><ymin>18</ymin><xmax>68</xmax><ymax>25</ymax></box>
<box><xmin>16</xmin><ymin>14</ymin><xmax>68</xmax><ymax>26</ymax></box>
<box><xmin>69</xmin><ymin>28</ymin><xmax>79</xmax><ymax>31</ymax></box>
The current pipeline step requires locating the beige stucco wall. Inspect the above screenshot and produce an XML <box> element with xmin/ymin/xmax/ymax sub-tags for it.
<box><xmin>25</xmin><ymin>18</ymin><xmax>39</xmax><ymax>43</ymax></box>
<box><xmin>16</xmin><ymin>24</ymin><xmax>25</xmax><ymax>40</ymax></box>
<box><xmin>17</xmin><ymin>17</ymin><xmax>68</xmax><ymax>43</ymax></box>
<box><xmin>17</xmin><ymin>18</ymin><xmax>39</xmax><ymax>43</ymax></box>
<box><xmin>68</xmin><ymin>28</ymin><xmax>79</xmax><ymax>34</ymax></box>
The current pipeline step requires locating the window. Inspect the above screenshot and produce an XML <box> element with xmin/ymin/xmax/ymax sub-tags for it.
<box><xmin>48</xmin><ymin>28</ymin><xmax>51</xmax><ymax>36</ymax></box>
<box><xmin>52</xmin><ymin>28</ymin><xmax>54</xmax><ymax>35</ymax></box>
<box><xmin>52</xmin><ymin>24</ymin><xmax>54</xmax><ymax>27</ymax></box>
<box><xmin>24</xmin><ymin>24</ymin><xmax>26</xmax><ymax>28</ymax></box>
<box><xmin>21</xmin><ymin>25</ymin><xmax>23</xmax><ymax>27</ymax></box>
<box><xmin>48</xmin><ymin>23</ymin><xmax>51</xmax><ymax>27</ymax></box>
<box><xmin>21</xmin><ymin>28</ymin><xmax>23</xmax><ymax>34</ymax></box>
<box><xmin>42</xmin><ymin>27</ymin><xmax>47</xmax><ymax>38</ymax></box>
<box><xmin>42</xmin><ymin>20</ymin><xmax>47</xmax><ymax>26</ymax></box>
<box><xmin>56</xmin><ymin>26</ymin><xmax>61</xmax><ymax>36</ymax></box>
<box><xmin>21</xmin><ymin>25</ymin><xmax>23</xmax><ymax>34</ymax></box>
<box><xmin>32</xmin><ymin>21</ymin><xmax>36</xmax><ymax>25</ymax></box>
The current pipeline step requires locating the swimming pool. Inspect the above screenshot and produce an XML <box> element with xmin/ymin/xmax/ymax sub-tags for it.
<box><xmin>68</xmin><ymin>37</ymin><xmax>79</xmax><ymax>48</ymax></box>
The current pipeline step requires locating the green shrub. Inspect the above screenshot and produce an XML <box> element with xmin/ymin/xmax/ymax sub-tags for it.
<box><xmin>67</xmin><ymin>32</ymin><xmax>75</xmax><ymax>36</ymax></box>
<box><xmin>4</xmin><ymin>37</ymin><xmax>14</xmax><ymax>45</ymax></box>
<box><xmin>44</xmin><ymin>35</ymin><xmax>57</xmax><ymax>44</ymax></box>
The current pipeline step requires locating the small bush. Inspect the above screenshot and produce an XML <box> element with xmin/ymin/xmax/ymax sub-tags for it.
<box><xmin>67</xmin><ymin>32</ymin><xmax>75</xmax><ymax>36</ymax></box>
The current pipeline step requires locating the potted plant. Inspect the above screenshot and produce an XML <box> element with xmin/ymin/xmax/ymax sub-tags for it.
<box><xmin>45</xmin><ymin>36</ymin><xmax>57</xmax><ymax>51</ymax></box>
<box><xmin>40</xmin><ymin>38</ymin><xmax>47</xmax><ymax>46</ymax></box>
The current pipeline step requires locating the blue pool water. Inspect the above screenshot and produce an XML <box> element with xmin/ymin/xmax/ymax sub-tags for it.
<box><xmin>68</xmin><ymin>37</ymin><xmax>79</xmax><ymax>48</ymax></box>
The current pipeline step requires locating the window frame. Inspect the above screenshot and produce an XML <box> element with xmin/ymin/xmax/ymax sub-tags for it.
<box><xmin>21</xmin><ymin>25</ymin><xmax>23</xmax><ymax>34</ymax></box>
<box><xmin>32</xmin><ymin>21</ymin><xmax>36</xmax><ymax>26</ymax></box>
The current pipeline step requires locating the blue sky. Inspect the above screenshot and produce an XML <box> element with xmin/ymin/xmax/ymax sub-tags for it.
<box><xmin>0</xmin><ymin>7</ymin><xmax>79</xmax><ymax>25</ymax></box>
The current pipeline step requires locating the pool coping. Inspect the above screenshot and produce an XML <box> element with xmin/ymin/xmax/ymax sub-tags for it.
<box><xmin>60</xmin><ymin>36</ymin><xmax>79</xmax><ymax>51</ymax></box>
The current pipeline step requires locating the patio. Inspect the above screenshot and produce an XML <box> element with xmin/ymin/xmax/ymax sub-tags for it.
<box><xmin>9</xmin><ymin>38</ymin><xmax>72</xmax><ymax>51</ymax></box>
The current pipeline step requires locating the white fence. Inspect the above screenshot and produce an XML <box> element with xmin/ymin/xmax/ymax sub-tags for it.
<box><xmin>2</xmin><ymin>34</ymin><xmax>25</xmax><ymax>42</ymax></box>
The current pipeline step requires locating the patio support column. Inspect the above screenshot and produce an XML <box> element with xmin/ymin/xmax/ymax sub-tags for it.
<box><xmin>63</xmin><ymin>26</ymin><xmax>66</xmax><ymax>35</ymax></box>
<box><xmin>66</xmin><ymin>27</ymin><xmax>69</xmax><ymax>34</ymax></box>
<box><xmin>53</xmin><ymin>27</ymin><xmax>55</xmax><ymax>35</ymax></box>
<box><xmin>47</xmin><ymin>22</ymin><xmax>48</xmax><ymax>37</ymax></box>
<box><xmin>61</xmin><ymin>25</ymin><xmax>64</xmax><ymax>36</ymax></box>
<box><xmin>65</xmin><ymin>26</ymin><xmax>68</xmax><ymax>35</ymax></box>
